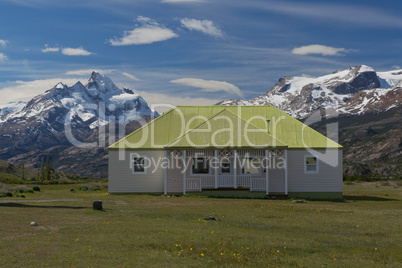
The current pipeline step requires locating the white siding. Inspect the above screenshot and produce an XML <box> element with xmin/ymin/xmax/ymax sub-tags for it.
<box><xmin>166</xmin><ymin>158</ymin><xmax>185</xmax><ymax>193</ymax></box>
<box><xmin>268</xmin><ymin>159</ymin><xmax>286</xmax><ymax>193</ymax></box>
<box><xmin>287</xmin><ymin>149</ymin><xmax>342</xmax><ymax>192</ymax></box>
<box><xmin>108</xmin><ymin>150</ymin><xmax>164</xmax><ymax>193</ymax></box>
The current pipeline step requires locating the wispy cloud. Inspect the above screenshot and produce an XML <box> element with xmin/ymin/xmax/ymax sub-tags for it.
<box><xmin>41</xmin><ymin>44</ymin><xmax>60</xmax><ymax>53</ymax></box>
<box><xmin>292</xmin><ymin>44</ymin><xmax>351</xmax><ymax>56</ymax></box>
<box><xmin>61</xmin><ymin>47</ymin><xmax>94</xmax><ymax>56</ymax></box>
<box><xmin>170</xmin><ymin>78</ymin><xmax>244</xmax><ymax>98</ymax></box>
<box><xmin>109</xmin><ymin>16</ymin><xmax>178</xmax><ymax>46</ymax></box>
<box><xmin>161</xmin><ymin>0</ymin><xmax>204</xmax><ymax>3</ymax></box>
<box><xmin>66</xmin><ymin>69</ymin><xmax>114</xmax><ymax>76</ymax></box>
<box><xmin>0</xmin><ymin>39</ymin><xmax>8</xmax><ymax>48</ymax></box>
<box><xmin>136</xmin><ymin>89</ymin><xmax>221</xmax><ymax>113</ymax></box>
<box><xmin>180</xmin><ymin>18</ymin><xmax>223</xmax><ymax>38</ymax></box>
<box><xmin>0</xmin><ymin>78</ymin><xmax>84</xmax><ymax>105</ymax></box>
<box><xmin>261</xmin><ymin>2</ymin><xmax>402</xmax><ymax>28</ymax></box>
<box><xmin>122</xmin><ymin>72</ymin><xmax>140</xmax><ymax>81</ymax></box>
<box><xmin>0</xmin><ymin>53</ymin><xmax>7</xmax><ymax>62</ymax></box>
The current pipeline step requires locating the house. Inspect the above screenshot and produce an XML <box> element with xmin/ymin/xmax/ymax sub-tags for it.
<box><xmin>108</xmin><ymin>105</ymin><xmax>343</xmax><ymax>199</ymax></box>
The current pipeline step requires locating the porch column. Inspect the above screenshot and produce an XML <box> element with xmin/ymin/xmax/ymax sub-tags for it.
<box><xmin>214</xmin><ymin>150</ymin><xmax>218</xmax><ymax>189</ymax></box>
<box><xmin>233</xmin><ymin>149</ymin><xmax>237</xmax><ymax>189</ymax></box>
<box><xmin>284</xmin><ymin>150</ymin><xmax>288</xmax><ymax>195</ymax></box>
<box><xmin>183</xmin><ymin>150</ymin><xmax>186</xmax><ymax>195</ymax></box>
<box><xmin>265</xmin><ymin>150</ymin><xmax>269</xmax><ymax>195</ymax></box>
<box><xmin>164</xmin><ymin>150</ymin><xmax>167</xmax><ymax>196</ymax></box>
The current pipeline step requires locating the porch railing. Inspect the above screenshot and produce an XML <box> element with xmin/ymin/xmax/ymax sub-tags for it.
<box><xmin>186</xmin><ymin>175</ymin><xmax>266</xmax><ymax>192</ymax></box>
<box><xmin>250</xmin><ymin>178</ymin><xmax>266</xmax><ymax>191</ymax></box>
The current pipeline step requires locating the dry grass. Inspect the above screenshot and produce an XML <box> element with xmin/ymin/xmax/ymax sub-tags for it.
<box><xmin>0</xmin><ymin>182</ymin><xmax>401</xmax><ymax>267</ymax></box>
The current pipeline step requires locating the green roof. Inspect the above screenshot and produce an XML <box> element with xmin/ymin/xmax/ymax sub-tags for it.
<box><xmin>109</xmin><ymin>105</ymin><xmax>342</xmax><ymax>150</ymax></box>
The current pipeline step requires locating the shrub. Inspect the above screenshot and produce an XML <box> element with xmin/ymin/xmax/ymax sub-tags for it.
<box><xmin>70</xmin><ymin>188</ymin><xmax>75</xmax><ymax>192</ymax></box>
<box><xmin>33</xmin><ymin>186</ymin><xmax>41</xmax><ymax>192</ymax></box>
<box><xmin>90</xmin><ymin>185</ymin><xmax>101</xmax><ymax>191</ymax></box>
<box><xmin>13</xmin><ymin>185</ymin><xmax>28</xmax><ymax>193</ymax></box>
<box><xmin>23</xmin><ymin>189</ymin><xmax>34</xmax><ymax>194</ymax></box>
<box><xmin>78</xmin><ymin>185</ymin><xmax>88</xmax><ymax>191</ymax></box>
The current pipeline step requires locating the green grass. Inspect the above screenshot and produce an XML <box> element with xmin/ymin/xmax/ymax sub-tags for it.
<box><xmin>0</xmin><ymin>182</ymin><xmax>401</xmax><ymax>267</ymax></box>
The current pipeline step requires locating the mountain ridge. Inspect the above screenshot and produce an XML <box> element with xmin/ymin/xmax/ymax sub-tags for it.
<box><xmin>219</xmin><ymin>65</ymin><xmax>402</xmax><ymax>119</ymax></box>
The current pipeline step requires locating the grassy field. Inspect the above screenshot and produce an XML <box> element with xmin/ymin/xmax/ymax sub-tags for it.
<box><xmin>0</xmin><ymin>182</ymin><xmax>401</xmax><ymax>267</ymax></box>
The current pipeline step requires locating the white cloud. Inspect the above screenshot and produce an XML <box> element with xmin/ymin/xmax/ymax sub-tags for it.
<box><xmin>0</xmin><ymin>39</ymin><xmax>8</xmax><ymax>48</ymax></box>
<box><xmin>109</xmin><ymin>17</ymin><xmax>178</xmax><ymax>46</ymax></box>
<box><xmin>122</xmin><ymin>72</ymin><xmax>140</xmax><ymax>81</ymax></box>
<box><xmin>41</xmin><ymin>44</ymin><xmax>60</xmax><ymax>53</ymax></box>
<box><xmin>0</xmin><ymin>53</ymin><xmax>7</xmax><ymax>62</ymax></box>
<box><xmin>180</xmin><ymin>18</ymin><xmax>223</xmax><ymax>38</ymax></box>
<box><xmin>135</xmin><ymin>90</ymin><xmax>221</xmax><ymax>113</ymax></box>
<box><xmin>292</xmin><ymin>44</ymin><xmax>350</xmax><ymax>56</ymax></box>
<box><xmin>66</xmin><ymin>69</ymin><xmax>114</xmax><ymax>76</ymax></box>
<box><xmin>170</xmin><ymin>78</ymin><xmax>244</xmax><ymax>98</ymax></box>
<box><xmin>0</xmin><ymin>78</ymin><xmax>84</xmax><ymax>105</ymax></box>
<box><xmin>260</xmin><ymin>2</ymin><xmax>402</xmax><ymax>29</ymax></box>
<box><xmin>61</xmin><ymin>47</ymin><xmax>94</xmax><ymax>56</ymax></box>
<box><xmin>392</xmin><ymin>65</ymin><xmax>401</xmax><ymax>70</ymax></box>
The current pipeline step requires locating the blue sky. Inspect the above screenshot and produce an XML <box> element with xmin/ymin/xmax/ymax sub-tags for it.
<box><xmin>0</xmin><ymin>0</ymin><xmax>401</xmax><ymax>108</ymax></box>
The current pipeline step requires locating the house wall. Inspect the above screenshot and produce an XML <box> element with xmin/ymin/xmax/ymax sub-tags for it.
<box><xmin>108</xmin><ymin>150</ymin><xmax>164</xmax><ymax>193</ymax></box>
<box><xmin>287</xmin><ymin>149</ymin><xmax>342</xmax><ymax>192</ymax></box>
<box><xmin>166</xmin><ymin>157</ymin><xmax>185</xmax><ymax>193</ymax></box>
<box><xmin>268</xmin><ymin>158</ymin><xmax>286</xmax><ymax>193</ymax></box>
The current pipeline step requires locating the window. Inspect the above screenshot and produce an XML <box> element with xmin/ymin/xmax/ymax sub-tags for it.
<box><xmin>304</xmin><ymin>156</ymin><xmax>318</xmax><ymax>174</ymax></box>
<box><xmin>132</xmin><ymin>155</ymin><xmax>147</xmax><ymax>174</ymax></box>
<box><xmin>221</xmin><ymin>158</ymin><xmax>231</xmax><ymax>174</ymax></box>
<box><xmin>192</xmin><ymin>158</ymin><xmax>210</xmax><ymax>174</ymax></box>
<box><xmin>241</xmin><ymin>158</ymin><xmax>260</xmax><ymax>175</ymax></box>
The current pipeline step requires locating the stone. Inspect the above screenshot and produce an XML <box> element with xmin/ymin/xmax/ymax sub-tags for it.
<box><xmin>30</xmin><ymin>222</ymin><xmax>38</xmax><ymax>227</ymax></box>
<box><xmin>93</xmin><ymin>201</ymin><xmax>103</xmax><ymax>210</ymax></box>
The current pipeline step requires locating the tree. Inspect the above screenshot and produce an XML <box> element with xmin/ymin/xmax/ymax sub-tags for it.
<box><xmin>45</xmin><ymin>154</ymin><xmax>52</xmax><ymax>181</ymax></box>
<box><xmin>21</xmin><ymin>160</ymin><xmax>25</xmax><ymax>180</ymax></box>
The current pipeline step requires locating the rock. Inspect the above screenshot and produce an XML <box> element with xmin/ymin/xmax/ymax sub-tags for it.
<box><xmin>292</xmin><ymin>200</ymin><xmax>307</xmax><ymax>203</ymax></box>
<box><xmin>93</xmin><ymin>201</ymin><xmax>103</xmax><ymax>210</ymax></box>
<box><xmin>30</xmin><ymin>222</ymin><xmax>38</xmax><ymax>227</ymax></box>
<box><xmin>203</xmin><ymin>216</ymin><xmax>217</xmax><ymax>221</ymax></box>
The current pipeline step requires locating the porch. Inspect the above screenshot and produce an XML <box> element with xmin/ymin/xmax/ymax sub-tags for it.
<box><xmin>164</xmin><ymin>149</ymin><xmax>288</xmax><ymax>195</ymax></box>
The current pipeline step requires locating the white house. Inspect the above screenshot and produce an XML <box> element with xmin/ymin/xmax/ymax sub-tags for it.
<box><xmin>108</xmin><ymin>105</ymin><xmax>343</xmax><ymax>199</ymax></box>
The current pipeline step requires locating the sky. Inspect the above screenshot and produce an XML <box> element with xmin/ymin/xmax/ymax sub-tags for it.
<box><xmin>0</xmin><ymin>0</ymin><xmax>401</xmax><ymax>109</ymax></box>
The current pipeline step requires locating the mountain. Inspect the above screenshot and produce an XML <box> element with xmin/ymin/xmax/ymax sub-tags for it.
<box><xmin>219</xmin><ymin>65</ymin><xmax>402</xmax><ymax>119</ymax></box>
<box><xmin>0</xmin><ymin>101</ymin><xmax>26</xmax><ymax>116</ymax></box>
<box><xmin>219</xmin><ymin>65</ymin><xmax>402</xmax><ymax>177</ymax></box>
<box><xmin>0</xmin><ymin>72</ymin><xmax>157</xmax><ymax>176</ymax></box>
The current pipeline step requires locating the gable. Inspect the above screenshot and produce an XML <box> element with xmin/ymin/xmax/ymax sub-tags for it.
<box><xmin>109</xmin><ymin>105</ymin><xmax>342</xmax><ymax>150</ymax></box>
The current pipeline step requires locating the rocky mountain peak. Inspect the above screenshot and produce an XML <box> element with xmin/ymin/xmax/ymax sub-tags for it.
<box><xmin>86</xmin><ymin>71</ymin><xmax>120</xmax><ymax>96</ymax></box>
<box><xmin>220</xmin><ymin>65</ymin><xmax>402</xmax><ymax>118</ymax></box>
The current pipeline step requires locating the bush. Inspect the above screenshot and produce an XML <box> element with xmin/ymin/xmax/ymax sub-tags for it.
<box><xmin>13</xmin><ymin>185</ymin><xmax>28</xmax><ymax>193</ymax></box>
<box><xmin>78</xmin><ymin>185</ymin><xmax>88</xmax><ymax>191</ymax></box>
<box><xmin>70</xmin><ymin>188</ymin><xmax>75</xmax><ymax>192</ymax></box>
<box><xmin>90</xmin><ymin>185</ymin><xmax>101</xmax><ymax>191</ymax></box>
<box><xmin>23</xmin><ymin>189</ymin><xmax>34</xmax><ymax>194</ymax></box>
<box><xmin>33</xmin><ymin>186</ymin><xmax>41</xmax><ymax>192</ymax></box>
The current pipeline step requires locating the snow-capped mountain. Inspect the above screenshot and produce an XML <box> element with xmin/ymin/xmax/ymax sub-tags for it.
<box><xmin>219</xmin><ymin>65</ymin><xmax>402</xmax><ymax>118</ymax></box>
<box><xmin>0</xmin><ymin>72</ymin><xmax>157</xmax><ymax>161</ymax></box>
<box><xmin>0</xmin><ymin>101</ymin><xmax>26</xmax><ymax>116</ymax></box>
<box><xmin>0</xmin><ymin>72</ymin><xmax>157</xmax><ymax>129</ymax></box>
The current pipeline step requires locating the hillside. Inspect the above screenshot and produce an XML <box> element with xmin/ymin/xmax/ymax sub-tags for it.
<box><xmin>309</xmin><ymin>107</ymin><xmax>401</xmax><ymax>177</ymax></box>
